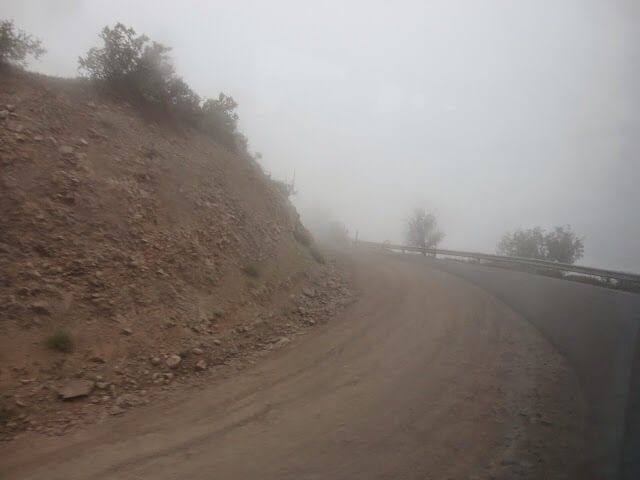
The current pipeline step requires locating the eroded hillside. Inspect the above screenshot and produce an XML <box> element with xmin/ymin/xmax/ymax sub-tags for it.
<box><xmin>0</xmin><ymin>67</ymin><xmax>353</xmax><ymax>439</ymax></box>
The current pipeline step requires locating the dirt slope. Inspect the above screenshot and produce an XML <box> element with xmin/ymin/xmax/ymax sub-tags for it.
<box><xmin>0</xmin><ymin>250</ymin><xmax>586</xmax><ymax>479</ymax></box>
<box><xmin>0</xmin><ymin>66</ymin><xmax>352</xmax><ymax>439</ymax></box>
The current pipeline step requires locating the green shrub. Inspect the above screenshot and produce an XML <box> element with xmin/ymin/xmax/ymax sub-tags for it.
<box><xmin>79</xmin><ymin>23</ymin><xmax>246</xmax><ymax>152</ymax></box>
<box><xmin>0</xmin><ymin>20</ymin><xmax>45</xmax><ymax>67</ymax></box>
<box><xmin>310</xmin><ymin>246</ymin><xmax>325</xmax><ymax>264</ymax></box>
<box><xmin>242</xmin><ymin>263</ymin><xmax>260</xmax><ymax>278</ymax></box>
<box><xmin>46</xmin><ymin>331</ymin><xmax>73</xmax><ymax>353</ymax></box>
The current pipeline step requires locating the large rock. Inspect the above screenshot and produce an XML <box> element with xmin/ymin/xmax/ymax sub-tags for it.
<box><xmin>56</xmin><ymin>380</ymin><xmax>94</xmax><ymax>400</ymax></box>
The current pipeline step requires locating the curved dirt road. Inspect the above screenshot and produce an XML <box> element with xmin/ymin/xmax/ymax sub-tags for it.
<box><xmin>0</xmin><ymin>251</ymin><xmax>585</xmax><ymax>479</ymax></box>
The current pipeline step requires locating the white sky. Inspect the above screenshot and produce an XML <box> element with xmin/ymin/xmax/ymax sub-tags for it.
<box><xmin>4</xmin><ymin>0</ymin><xmax>640</xmax><ymax>271</ymax></box>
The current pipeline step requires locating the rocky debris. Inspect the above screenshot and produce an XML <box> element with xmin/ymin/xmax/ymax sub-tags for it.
<box><xmin>166</xmin><ymin>354</ymin><xmax>182</xmax><ymax>369</ymax></box>
<box><xmin>192</xmin><ymin>347</ymin><xmax>203</xmax><ymax>355</ymax></box>
<box><xmin>120</xmin><ymin>327</ymin><xmax>133</xmax><ymax>335</ymax></box>
<box><xmin>76</xmin><ymin>138</ymin><xmax>88</xmax><ymax>146</ymax></box>
<box><xmin>0</xmin><ymin>110</ymin><xmax>9</xmax><ymax>120</ymax></box>
<box><xmin>150</xmin><ymin>356</ymin><xmax>161</xmax><ymax>366</ymax></box>
<box><xmin>56</xmin><ymin>380</ymin><xmax>94</xmax><ymax>400</ymax></box>
<box><xmin>195</xmin><ymin>359</ymin><xmax>207</xmax><ymax>371</ymax></box>
<box><xmin>214</xmin><ymin>306</ymin><xmax>225</xmax><ymax>317</ymax></box>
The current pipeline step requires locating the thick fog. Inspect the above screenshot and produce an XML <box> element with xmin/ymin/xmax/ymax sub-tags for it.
<box><xmin>5</xmin><ymin>0</ymin><xmax>639</xmax><ymax>271</ymax></box>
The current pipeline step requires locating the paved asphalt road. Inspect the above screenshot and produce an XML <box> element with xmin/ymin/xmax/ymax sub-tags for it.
<box><xmin>410</xmin><ymin>253</ymin><xmax>640</xmax><ymax>479</ymax></box>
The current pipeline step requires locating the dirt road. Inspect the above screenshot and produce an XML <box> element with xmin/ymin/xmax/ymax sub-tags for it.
<box><xmin>0</xmin><ymin>251</ymin><xmax>585</xmax><ymax>479</ymax></box>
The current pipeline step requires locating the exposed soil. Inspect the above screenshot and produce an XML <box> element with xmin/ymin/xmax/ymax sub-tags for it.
<box><xmin>0</xmin><ymin>66</ymin><xmax>353</xmax><ymax>439</ymax></box>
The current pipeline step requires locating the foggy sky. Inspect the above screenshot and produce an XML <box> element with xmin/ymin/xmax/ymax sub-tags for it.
<box><xmin>4</xmin><ymin>0</ymin><xmax>640</xmax><ymax>272</ymax></box>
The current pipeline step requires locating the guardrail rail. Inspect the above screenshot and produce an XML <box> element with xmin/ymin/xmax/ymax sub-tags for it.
<box><xmin>356</xmin><ymin>239</ymin><xmax>640</xmax><ymax>285</ymax></box>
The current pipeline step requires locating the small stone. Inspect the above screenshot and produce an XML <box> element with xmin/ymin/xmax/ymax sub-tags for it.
<box><xmin>6</xmin><ymin>104</ymin><xmax>15</xmax><ymax>112</ymax></box>
<box><xmin>150</xmin><ymin>356</ymin><xmax>161</xmax><ymax>366</ymax></box>
<box><xmin>7</xmin><ymin>121</ymin><xmax>23</xmax><ymax>133</ymax></box>
<box><xmin>95</xmin><ymin>382</ymin><xmax>109</xmax><ymax>389</ymax></box>
<box><xmin>115</xmin><ymin>393</ymin><xmax>137</xmax><ymax>408</ymax></box>
<box><xmin>303</xmin><ymin>288</ymin><xmax>315</xmax><ymax>298</ymax></box>
<box><xmin>15</xmin><ymin>397</ymin><xmax>29</xmax><ymax>407</ymax></box>
<box><xmin>213</xmin><ymin>339</ymin><xmax>221</xmax><ymax>346</ymax></box>
<box><xmin>86</xmin><ymin>102</ymin><xmax>97</xmax><ymax>109</ymax></box>
<box><xmin>56</xmin><ymin>379</ymin><xmax>94</xmax><ymax>400</ymax></box>
<box><xmin>214</xmin><ymin>307</ymin><xmax>225</xmax><ymax>317</ymax></box>
<box><xmin>89</xmin><ymin>355</ymin><xmax>105</xmax><ymax>364</ymax></box>
<box><xmin>275</xmin><ymin>337</ymin><xmax>290</xmax><ymax>347</ymax></box>
<box><xmin>195</xmin><ymin>359</ymin><xmax>207</xmax><ymax>371</ymax></box>
<box><xmin>166</xmin><ymin>354</ymin><xmax>182</xmax><ymax>369</ymax></box>
<box><xmin>58</xmin><ymin>145</ymin><xmax>74</xmax><ymax>155</ymax></box>
<box><xmin>120</xmin><ymin>327</ymin><xmax>133</xmax><ymax>335</ymax></box>
<box><xmin>538</xmin><ymin>417</ymin><xmax>553</xmax><ymax>426</ymax></box>
<box><xmin>192</xmin><ymin>347</ymin><xmax>204</xmax><ymax>355</ymax></box>
<box><xmin>30</xmin><ymin>301</ymin><xmax>51</xmax><ymax>315</ymax></box>
<box><xmin>77</xmin><ymin>138</ymin><xmax>88</xmax><ymax>146</ymax></box>
<box><xmin>0</xmin><ymin>110</ymin><xmax>9</xmax><ymax>120</ymax></box>
<box><xmin>109</xmin><ymin>406</ymin><xmax>124</xmax><ymax>416</ymax></box>
<box><xmin>33</xmin><ymin>135</ymin><xmax>44</xmax><ymax>142</ymax></box>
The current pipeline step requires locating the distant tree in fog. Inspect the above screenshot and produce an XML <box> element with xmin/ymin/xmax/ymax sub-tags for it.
<box><xmin>406</xmin><ymin>208</ymin><xmax>444</xmax><ymax>251</ymax></box>
<box><xmin>0</xmin><ymin>20</ymin><xmax>45</xmax><ymax>67</ymax></box>
<box><xmin>497</xmin><ymin>225</ymin><xmax>584</xmax><ymax>264</ymax></box>
<box><xmin>544</xmin><ymin>225</ymin><xmax>584</xmax><ymax>263</ymax></box>
<box><xmin>496</xmin><ymin>226</ymin><xmax>547</xmax><ymax>260</ymax></box>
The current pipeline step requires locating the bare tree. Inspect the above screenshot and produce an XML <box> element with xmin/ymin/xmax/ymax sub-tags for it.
<box><xmin>406</xmin><ymin>208</ymin><xmax>444</xmax><ymax>251</ymax></box>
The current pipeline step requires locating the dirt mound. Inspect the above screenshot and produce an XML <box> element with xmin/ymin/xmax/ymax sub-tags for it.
<box><xmin>0</xmin><ymin>67</ymin><xmax>353</xmax><ymax>440</ymax></box>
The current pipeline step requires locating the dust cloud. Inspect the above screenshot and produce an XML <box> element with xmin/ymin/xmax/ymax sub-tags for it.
<box><xmin>5</xmin><ymin>0</ymin><xmax>639</xmax><ymax>271</ymax></box>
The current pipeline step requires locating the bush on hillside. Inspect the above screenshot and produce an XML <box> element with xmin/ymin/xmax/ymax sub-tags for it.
<box><xmin>80</xmin><ymin>23</ymin><xmax>246</xmax><ymax>150</ymax></box>
<box><xmin>46</xmin><ymin>331</ymin><xmax>73</xmax><ymax>353</ymax></box>
<box><xmin>0</xmin><ymin>20</ymin><xmax>45</xmax><ymax>67</ymax></box>
<box><xmin>200</xmin><ymin>93</ymin><xmax>239</xmax><ymax>148</ymax></box>
<box><xmin>79</xmin><ymin>24</ymin><xmax>199</xmax><ymax>108</ymax></box>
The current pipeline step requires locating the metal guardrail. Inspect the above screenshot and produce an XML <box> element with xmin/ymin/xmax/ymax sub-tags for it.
<box><xmin>357</xmin><ymin>240</ymin><xmax>640</xmax><ymax>284</ymax></box>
